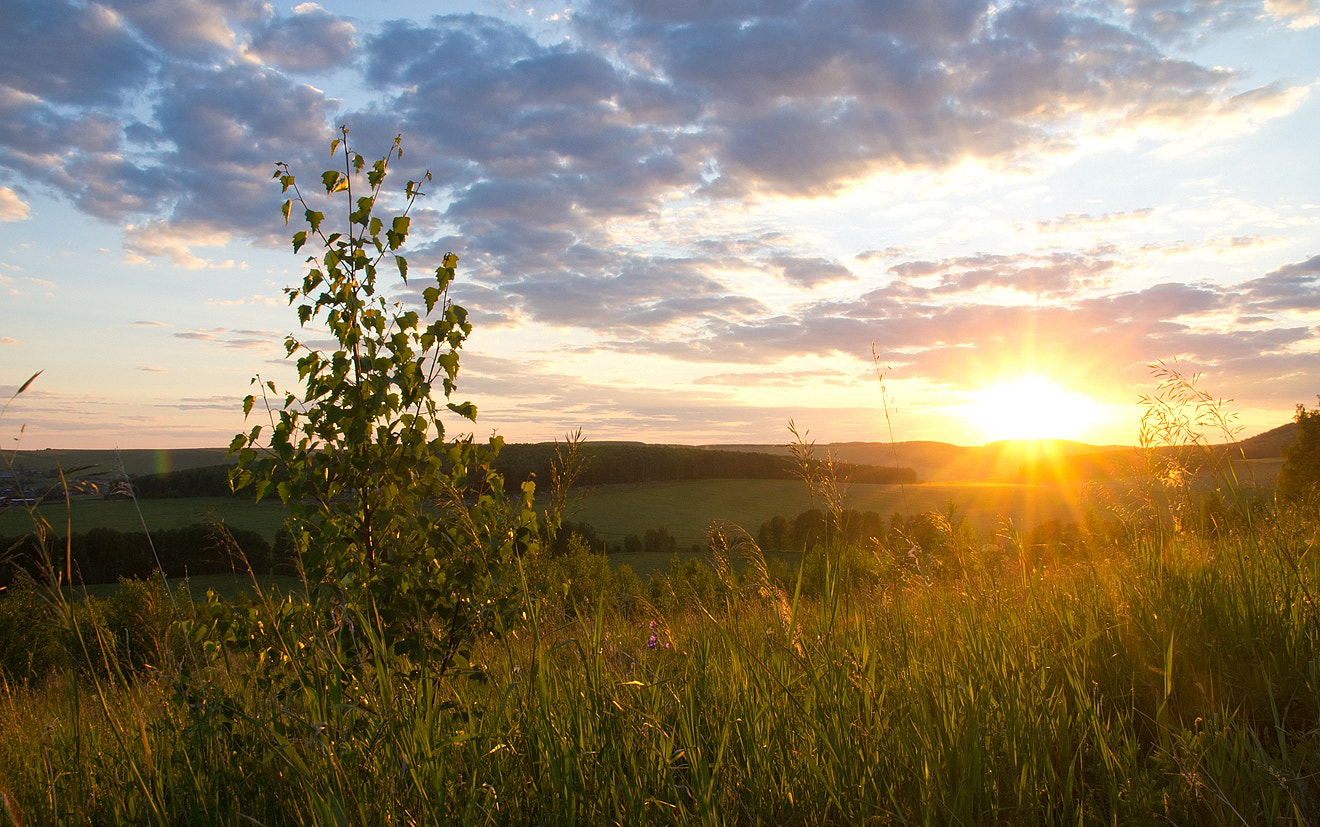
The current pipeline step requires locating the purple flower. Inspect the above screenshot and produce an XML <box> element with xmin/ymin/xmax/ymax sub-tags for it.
<box><xmin>648</xmin><ymin>620</ymin><xmax>656</xmax><ymax>631</ymax></box>
<box><xmin>647</xmin><ymin>634</ymin><xmax>658</xmax><ymax>650</ymax></box>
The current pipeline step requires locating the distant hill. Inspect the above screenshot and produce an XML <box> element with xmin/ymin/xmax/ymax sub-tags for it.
<box><xmin>709</xmin><ymin>424</ymin><xmax>1299</xmax><ymax>484</ymax></box>
<box><xmin>493</xmin><ymin>442</ymin><xmax>917</xmax><ymax>488</ymax></box>
<box><xmin>1235</xmin><ymin>421</ymin><xmax>1298</xmax><ymax>459</ymax></box>
<box><xmin>0</xmin><ymin>447</ymin><xmax>232</xmax><ymax>477</ymax></box>
<box><xmin>705</xmin><ymin>439</ymin><xmax>1130</xmax><ymax>482</ymax></box>
<box><xmin>6</xmin><ymin>418</ymin><xmax>1299</xmax><ymax>492</ymax></box>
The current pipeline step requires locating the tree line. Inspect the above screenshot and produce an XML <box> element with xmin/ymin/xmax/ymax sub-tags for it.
<box><xmin>1</xmin><ymin>524</ymin><xmax>291</xmax><ymax>588</ymax></box>
<box><xmin>128</xmin><ymin>442</ymin><xmax>917</xmax><ymax>499</ymax></box>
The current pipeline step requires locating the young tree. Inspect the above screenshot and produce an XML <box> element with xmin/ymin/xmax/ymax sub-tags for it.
<box><xmin>1277</xmin><ymin>400</ymin><xmax>1320</xmax><ymax>505</ymax></box>
<box><xmin>230</xmin><ymin>127</ymin><xmax>540</xmax><ymax>674</ymax></box>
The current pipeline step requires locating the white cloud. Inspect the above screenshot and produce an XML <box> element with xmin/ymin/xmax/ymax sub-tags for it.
<box><xmin>1265</xmin><ymin>0</ymin><xmax>1320</xmax><ymax>28</ymax></box>
<box><xmin>0</xmin><ymin>186</ymin><xmax>30</xmax><ymax>221</ymax></box>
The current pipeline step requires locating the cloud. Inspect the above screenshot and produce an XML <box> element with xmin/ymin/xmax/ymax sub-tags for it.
<box><xmin>1033</xmin><ymin>208</ymin><xmax>1155</xmax><ymax>232</ymax></box>
<box><xmin>173</xmin><ymin>327</ymin><xmax>282</xmax><ymax>350</ymax></box>
<box><xmin>0</xmin><ymin>0</ymin><xmax>152</xmax><ymax>107</ymax></box>
<box><xmin>885</xmin><ymin>252</ymin><xmax>1117</xmax><ymax>298</ymax></box>
<box><xmin>773</xmin><ymin>256</ymin><xmax>857</xmax><ymax>288</ymax></box>
<box><xmin>136</xmin><ymin>365</ymin><xmax>168</xmax><ymax>373</ymax></box>
<box><xmin>1265</xmin><ymin>0</ymin><xmax>1320</xmax><ymax>28</ymax></box>
<box><xmin>110</xmin><ymin>0</ymin><xmax>265</xmax><ymax>59</ymax></box>
<box><xmin>0</xmin><ymin>186</ymin><xmax>29</xmax><ymax>221</ymax></box>
<box><xmin>246</xmin><ymin>4</ymin><xmax>357</xmax><ymax>73</ymax></box>
<box><xmin>0</xmin><ymin>337</ymin><xmax>19</xmax><ymax>345</ymax></box>
<box><xmin>694</xmin><ymin>368</ymin><xmax>860</xmax><ymax>388</ymax></box>
<box><xmin>1237</xmin><ymin>254</ymin><xmax>1320</xmax><ymax>310</ymax></box>
<box><xmin>124</xmin><ymin>219</ymin><xmax>234</xmax><ymax>269</ymax></box>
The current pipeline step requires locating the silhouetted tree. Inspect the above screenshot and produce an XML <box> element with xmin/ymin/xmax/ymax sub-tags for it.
<box><xmin>1278</xmin><ymin>400</ymin><xmax>1320</xmax><ymax>504</ymax></box>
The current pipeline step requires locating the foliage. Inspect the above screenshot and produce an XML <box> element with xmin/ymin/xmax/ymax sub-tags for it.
<box><xmin>1</xmin><ymin>524</ymin><xmax>279</xmax><ymax>587</ymax></box>
<box><xmin>0</xmin><ymin>576</ymin><xmax>68</xmax><ymax>682</ymax></box>
<box><xmin>4</xmin><ymin>518</ymin><xmax>1320</xmax><ymax>824</ymax></box>
<box><xmin>228</xmin><ymin>128</ymin><xmax>541</xmax><ymax>673</ymax></box>
<box><xmin>1277</xmin><ymin>399</ymin><xmax>1320</xmax><ymax>505</ymax></box>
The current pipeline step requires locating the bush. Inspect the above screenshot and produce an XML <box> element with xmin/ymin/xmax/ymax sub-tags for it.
<box><xmin>1278</xmin><ymin>401</ymin><xmax>1320</xmax><ymax>505</ymax></box>
<box><xmin>229</xmin><ymin>129</ymin><xmax>547</xmax><ymax>675</ymax></box>
<box><xmin>0</xmin><ymin>578</ymin><xmax>67</xmax><ymax>683</ymax></box>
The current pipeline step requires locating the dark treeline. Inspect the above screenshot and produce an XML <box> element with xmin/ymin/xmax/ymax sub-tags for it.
<box><xmin>1</xmin><ymin>524</ymin><xmax>292</xmax><ymax>587</ymax></box>
<box><xmin>130</xmin><ymin>445</ymin><xmax>917</xmax><ymax>498</ymax></box>
<box><xmin>134</xmin><ymin>464</ymin><xmax>250</xmax><ymax>498</ymax></box>
<box><xmin>493</xmin><ymin>442</ymin><xmax>918</xmax><ymax>489</ymax></box>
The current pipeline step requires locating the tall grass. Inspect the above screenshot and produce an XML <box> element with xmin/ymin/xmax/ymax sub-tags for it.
<box><xmin>1</xmin><ymin>508</ymin><xmax>1317</xmax><ymax>824</ymax></box>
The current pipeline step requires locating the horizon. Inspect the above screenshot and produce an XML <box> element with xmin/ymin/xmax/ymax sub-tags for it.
<box><xmin>2</xmin><ymin>1</ymin><xmax>1317</xmax><ymax>451</ymax></box>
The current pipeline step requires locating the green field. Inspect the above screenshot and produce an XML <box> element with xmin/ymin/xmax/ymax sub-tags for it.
<box><xmin>3</xmin><ymin>478</ymin><xmax>1097</xmax><ymax>555</ymax></box>
<box><xmin>0</xmin><ymin>497</ymin><xmax>289</xmax><ymax>541</ymax></box>
<box><xmin>567</xmin><ymin>478</ymin><xmax>1092</xmax><ymax>547</ymax></box>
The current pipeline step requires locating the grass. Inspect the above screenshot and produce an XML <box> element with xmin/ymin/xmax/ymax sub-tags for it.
<box><xmin>2</xmin><ymin>393</ymin><xmax>1315</xmax><ymax>822</ymax></box>
<box><xmin>75</xmin><ymin>573</ymin><xmax>302</xmax><ymax>602</ymax></box>
<box><xmin>2</xmin><ymin>517</ymin><xmax>1317</xmax><ymax>824</ymax></box>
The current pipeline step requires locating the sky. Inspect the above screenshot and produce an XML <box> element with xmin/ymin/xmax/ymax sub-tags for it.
<box><xmin>1</xmin><ymin>0</ymin><xmax>1318</xmax><ymax>451</ymax></box>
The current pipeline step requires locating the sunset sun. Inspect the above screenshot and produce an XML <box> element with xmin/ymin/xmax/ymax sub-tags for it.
<box><xmin>964</xmin><ymin>375</ymin><xmax>1106</xmax><ymax>443</ymax></box>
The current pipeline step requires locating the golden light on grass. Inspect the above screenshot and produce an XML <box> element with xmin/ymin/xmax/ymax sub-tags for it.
<box><xmin>963</xmin><ymin>374</ymin><xmax>1107</xmax><ymax>443</ymax></box>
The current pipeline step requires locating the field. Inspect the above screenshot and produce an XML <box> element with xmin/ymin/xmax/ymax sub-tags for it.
<box><xmin>2</xmin><ymin>511</ymin><xmax>1317</xmax><ymax>824</ymax></box>
<box><xmin>3</xmin><ymin>436</ymin><xmax>1317</xmax><ymax>824</ymax></box>
<box><xmin>4</xmin><ymin>477</ymin><xmax>1094</xmax><ymax>548</ymax></box>
<box><xmin>0</xmin><ymin>496</ymin><xmax>288</xmax><ymax>541</ymax></box>
<box><xmin>570</xmin><ymin>478</ymin><xmax>1093</xmax><ymax>547</ymax></box>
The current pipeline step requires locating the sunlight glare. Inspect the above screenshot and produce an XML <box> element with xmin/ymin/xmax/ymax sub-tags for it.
<box><xmin>964</xmin><ymin>375</ymin><xmax>1106</xmax><ymax>442</ymax></box>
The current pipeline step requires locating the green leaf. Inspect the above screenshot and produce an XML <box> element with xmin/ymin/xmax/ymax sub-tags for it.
<box><xmin>281</xmin><ymin>199</ymin><xmax>292</xmax><ymax>224</ymax></box>
<box><xmin>386</xmin><ymin>215</ymin><xmax>410</xmax><ymax>250</ymax></box>
<box><xmin>242</xmin><ymin>394</ymin><xmax>255</xmax><ymax>417</ymax></box>
<box><xmin>447</xmin><ymin>400</ymin><xmax>476</xmax><ymax>424</ymax></box>
<box><xmin>304</xmin><ymin>209</ymin><xmax>324</xmax><ymax>233</ymax></box>
<box><xmin>396</xmin><ymin>255</ymin><xmax>408</xmax><ymax>280</ymax></box>
<box><xmin>322</xmin><ymin>170</ymin><xmax>342</xmax><ymax>193</ymax></box>
<box><xmin>292</xmin><ymin>231</ymin><xmax>308</xmax><ymax>253</ymax></box>
<box><xmin>368</xmin><ymin>157</ymin><xmax>387</xmax><ymax>188</ymax></box>
<box><xmin>330</xmin><ymin>138</ymin><xmax>341</xmax><ymax>156</ymax></box>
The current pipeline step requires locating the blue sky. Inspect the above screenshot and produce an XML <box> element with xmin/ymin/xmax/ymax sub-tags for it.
<box><xmin>1</xmin><ymin>0</ymin><xmax>1317</xmax><ymax>450</ymax></box>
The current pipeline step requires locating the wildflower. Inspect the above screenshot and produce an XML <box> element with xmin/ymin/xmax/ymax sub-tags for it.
<box><xmin>647</xmin><ymin>634</ymin><xmax>658</xmax><ymax>649</ymax></box>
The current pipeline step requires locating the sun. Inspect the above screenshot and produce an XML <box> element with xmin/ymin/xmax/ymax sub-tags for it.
<box><xmin>964</xmin><ymin>375</ymin><xmax>1106</xmax><ymax>443</ymax></box>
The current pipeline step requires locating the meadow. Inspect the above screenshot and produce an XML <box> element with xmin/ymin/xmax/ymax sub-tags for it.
<box><xmin>1</xmin><ymin>459</ymin><xmax>1317</xmax><ymax>824</ymax></box>
<box><xmin>2</xmin><ymin>477</ymin><xmax>1088</xmax><ymax>549</ymax></box>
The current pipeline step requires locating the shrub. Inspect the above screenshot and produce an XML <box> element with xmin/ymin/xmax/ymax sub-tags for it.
<box><xmin>0</xmin><ymin>577</ymin><xmax>67</xmax><ymax>683</ymax></box>
<box><xmin>1278</xmin><ymin>400</ymin><xmax>1320</xmax><ymax>505</ymax></box>
<box><xmin>230</xmin><ymin>128</ymin><xmax>545</xmax><ymax>675</ymax></box>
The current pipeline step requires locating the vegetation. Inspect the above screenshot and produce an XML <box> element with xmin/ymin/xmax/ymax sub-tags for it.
<box><xmin>1278</xmin><ymin>400</ymin><xmax>1320</xmax><ymax>505</ymax></box>
<box><xmin>2</xmin><ymin>136</ymin><xmax>1318</xmax><ymax>824</ymax></box>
